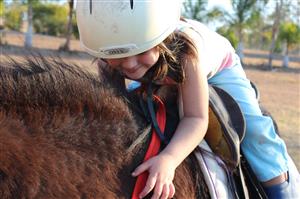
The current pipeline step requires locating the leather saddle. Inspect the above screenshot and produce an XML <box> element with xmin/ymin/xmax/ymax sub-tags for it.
<box><xmin>205</xmin><ymin>85</ymin><xmax>245</xmax><ymax>170</ymax></box>
<box><xmin>199</xmin><ymin>85</ymin><xmax>268</xmax><ymax>199</ymax></box>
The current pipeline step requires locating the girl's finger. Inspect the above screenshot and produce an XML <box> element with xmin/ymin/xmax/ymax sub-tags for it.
<box><xmin>160</xmin><ymin>184</ymin><xmax>169</xmax><ymax>199</ymax></box>
<box><xmin>139</xmin><ymin>173</ymin><xmax>157</xmax><ymax>198</ymax></box>
<box><xmin>132</xmin><ymin>161</ymin><xmax>150</xmax><ymax>176</ymax></box>
<box><xmin>169</xmin><ymin>183</ymin><xmax>175</xmax><ymax>198</ymax></box>
<box><xmin>151</xmin><ymin>180</ymin><xmax>164</xmax><ymax>199</ymax></box>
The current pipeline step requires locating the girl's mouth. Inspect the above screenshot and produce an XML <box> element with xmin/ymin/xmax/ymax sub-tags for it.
<box><xmin>123</xmin><ymin>65</ymin><xmax>140</xmax><ymax>75</ymax></box>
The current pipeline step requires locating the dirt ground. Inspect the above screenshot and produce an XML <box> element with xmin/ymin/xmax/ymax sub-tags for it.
<box><xmin>1</xmin><ymin>31</ymin><xmax>299</xmax><ymax>170</ymax></box>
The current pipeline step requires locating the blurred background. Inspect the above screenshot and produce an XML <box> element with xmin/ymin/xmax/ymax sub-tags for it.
<box><xmin>0</xmin><ymin>0</ymin><xmax>299</xmax><ymax>168</ymax></box>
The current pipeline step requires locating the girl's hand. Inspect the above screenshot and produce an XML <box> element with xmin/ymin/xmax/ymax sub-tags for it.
<box><xmin>132</xmin><ymin>153</ymin><xmax>177</xmax><ymax>199</ymax></box>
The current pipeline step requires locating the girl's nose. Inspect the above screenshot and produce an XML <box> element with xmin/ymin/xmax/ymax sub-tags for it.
<box><xmin>121</xmin><ymin>56</ymin><xmax>138</xmax><ymax>69</ymax></box>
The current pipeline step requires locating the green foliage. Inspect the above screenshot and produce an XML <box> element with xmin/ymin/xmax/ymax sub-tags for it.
<box><xmin>216</xmin><ymin>26</ymin><xmax>238</xmax><ymax>49</ymax></box>
<box><xmin>257</xmin><ymin>30</ymin><xmax>273</xmax><ymax>49</ymax></box>
<box><xmin>4</xmin><ymin>1</ymin><xmax>69</xmax><ymax>36</ymax></box>
<box><xmin>244</xmin><ymin>9</ymin><xmax>270</xmax><ymax>49</ymax></box>
<box><xmin>0</xmin><ymin>0</ymin><xmax>4</xmax><ymax>17</ymax></box>
<box><xmin>274</xmin><ymin>39</ymin><xmax>283</xmax><ymax>53</ymax></box>
<box><xmin>182</xmin><ymin>0</ymin><xmax>208</xmax><ymax>22</ymax></box>
<box><xmin>229</xmin><ymin>0</ymin><xmax>269</xmax><ymax>43</ymax></box>
<box><xmin>232</xmin><ymin>0</ymin><xmax>257</xmax><ymax>24</ymax></box>
<box><xmin>182</xmin><ymin>0</ymin><xmax>226</xmax><ymax>27</ymax></box>
<box><xmin>33</xmin><ymin>3</ymin><xmax>68</xmax><ymax>36</ymax></box>
<box><xmin>0</xmin><ymin>0</ymin><xmax>4</xmax><ymax>30</ymax></box>
<box><xmin>206</xmin><ymin>7</ymin><xmax>224</xmax><ymax>21</ymax></box>
<box><xmin>278</xmin><ymin>22</ymin><xmax>300</xmax><ymax>51</ymax></box>
<box><xmin>4</xmin><ymin>2</ymin><xmax>25</xmax><ymax>30</ymax></box>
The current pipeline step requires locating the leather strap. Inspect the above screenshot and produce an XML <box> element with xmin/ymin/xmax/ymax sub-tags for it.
<box><xmin>131</xmin><ymin>85</ymin><xmax>167</xmax><ymax>199</ymax></box>
<box><xmin>146</xmin><ymin>83</ymin><xmax>168</xmax><ymax>144</ymax></box>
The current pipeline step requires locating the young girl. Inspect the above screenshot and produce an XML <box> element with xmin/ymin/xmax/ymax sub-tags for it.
<box><xmin>76</xmin><ymin>1</ymin><xmax>300</xmax><ymax>198</ymax></box>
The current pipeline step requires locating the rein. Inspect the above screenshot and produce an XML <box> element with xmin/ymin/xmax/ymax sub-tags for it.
<box><xmin>146</xmin><ymin>83</ymin><xmax>168</xmax><ymax>145</ymax></box>
<box><xmin>131</xmin><ymin>83</ymin><xmax>167</xmax><ymax>199</ymax></box>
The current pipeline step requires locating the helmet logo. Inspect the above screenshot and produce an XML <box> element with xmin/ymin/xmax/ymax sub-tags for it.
<box><xmin>130</xmin><ymin>0</ymin><xmax>134</xmax><ymax>9</ymax></box>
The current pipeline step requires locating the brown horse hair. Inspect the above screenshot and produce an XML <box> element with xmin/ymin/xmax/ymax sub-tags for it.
<box><xmin>0</xmin><ymin>55</ymin><xmax>143</xmax><ymax>198</ymax></box>
<box><xmin>0</xmin><ymin>55</ymin><xmax>207</xmax><ymax>198</ymax></box>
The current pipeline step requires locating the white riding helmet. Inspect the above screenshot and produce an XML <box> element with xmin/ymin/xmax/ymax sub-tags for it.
<box><xmin>76</xmin><ymin>0</ymin><xmax>182</xmax><ymax>59</ymax></box>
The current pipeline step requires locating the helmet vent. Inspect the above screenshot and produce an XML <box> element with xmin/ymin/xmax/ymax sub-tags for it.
<box><xmin>102</xmin><ymin>48</ymin><xmax>130</xmax><ymax>55</ymax></box>
<box><xmin>99</xmin><ymin>44</ymin><xmax>138</xmax><ymax>56</ymax></box>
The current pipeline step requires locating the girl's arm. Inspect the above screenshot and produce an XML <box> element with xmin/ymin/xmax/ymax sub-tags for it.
<box><xmin>132</xmin><ymin>54</ymin><xmax>209</xmax><ymax>199</ymax></box>
<box><xmin>163</xmin><ymin>55</ymin><xmax>209</xmax><ymax>167</ymax></box>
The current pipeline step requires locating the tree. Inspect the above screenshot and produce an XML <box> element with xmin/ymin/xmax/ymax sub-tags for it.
<box><xmin>4</xmin><ymin>1</ymin><xmax>69</xmax><ymax>38</ymax></box>
<box><xmin>245</xmin><ymin>9</ymin><xmax>268</xmax><ymax>49</ymax></box>
<box><xmin>267</xmin><ymin>0</ymin><xmax>296</xmax><ymax>70</ymax></box>
<box><xmin>24</xmin><ymin>0</ymin><xmax>34</xmax><ymax>48</ymax></box>
<box><xmin>182</xmin><ymin>0</ymin><xmax>208</xmax><ymax>22</ymax></box>
<box><xmin>0</xmin><ymin>0</ymin><xmax>4</xmax><ymax>26</ymax></box>
<box><xmin>33</xmin><ymin>3</ymin><xmax>68</xmax><ymax>36</ymax></box>
<box><xmin>59</xmin><ymin>0</ymin><xmax>74</xmax><ymax>51</ymax></box>
<box><xmin>0</xmin><ymin>0</ymin><xmax>4</xmax><ymax>45</ymax></box>
<box><xmin>278</xmin><ymin>22</ymin><xmax>300</xmax><ymax>68</ymax></box>
<box><xmin>267</xmin><ymin>0</ymin><xmax>284</xmax><ymax>70</ymax></box>
<box><xmin>182</xmin><ymin>0</ymin><xmax>225</xmax><ymax>26</ymax></box>
<box><xmin>4</xmin><ymin>1</ymin><xmax>24</xmax><ymax>31</ymax></box>
<box><xmin>229</xmin><ymin>0</ymin><xmax>268</xmax><ymax>61</ymax></box>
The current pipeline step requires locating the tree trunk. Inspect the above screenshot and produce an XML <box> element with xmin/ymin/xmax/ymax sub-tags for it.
<box><xmin>237</xmin><ymin>25</ymin><xmax>244</xmax><ymax>63</ymax></box>
<box><xmin>59</xmin><ymin>0</ymin><xmax>74</xmax><ymax>51</ymax></box>
<box><xmin>237</xmin><ymin>42</ymin><xmax>244</xmax><ymax>61</ymax></box>
<box><xmin>283</xmin><ymin>55</ymin><xmax>289</xmax><ymax>68</ymax></box>
<box><xmin>268</xmin><ymin>0</ymin><xmax>283</xmax><ymax>70</ymax></box>
<box><xmin>283</xmin><ymin>43</ymin><xmax>289</xmax><ymax>68</ymax></box>
<box><xmin>24</xmin><ymin>2</ymin><xmax>33</xmax><ymax>48</ymax></box>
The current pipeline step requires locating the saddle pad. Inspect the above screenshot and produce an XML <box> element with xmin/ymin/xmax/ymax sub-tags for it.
<box><xmin>194</xmin><ymin>140</ymin><xmax>234</xmax><ymax>199</ymax></box>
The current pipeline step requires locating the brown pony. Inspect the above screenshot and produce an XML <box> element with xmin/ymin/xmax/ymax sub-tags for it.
<box><xmin>0</xmin><ymin>56</ymin><xmax>209</xmax><ymax>199</ymax></box>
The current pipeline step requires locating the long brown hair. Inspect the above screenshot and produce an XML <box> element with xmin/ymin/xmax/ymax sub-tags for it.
<box><xmin>147</xmin><ymin>29</ymin><xmax>198</xmax><ymax>84</ymax></box>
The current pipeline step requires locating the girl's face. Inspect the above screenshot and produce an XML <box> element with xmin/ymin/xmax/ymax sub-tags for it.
<box><xmin>104</xmin><ymin>47</ymin><xmax>159</xmax><ymax>80</ymax></box>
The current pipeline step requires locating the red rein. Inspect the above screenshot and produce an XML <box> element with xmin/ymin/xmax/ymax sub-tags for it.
<box><xmin>131</xmin><ymin>95</ymin><xmax>166</xmax><ymax>199</ymax></box>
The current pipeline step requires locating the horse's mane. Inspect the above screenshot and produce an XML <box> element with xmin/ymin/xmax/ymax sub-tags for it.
<box><xmin>0</xmin><ymin>55</ymin><xmax>204</xmax><ymax>198</ymax></box>
<box><xmin>0</xmin><ymin>56</ymin><xmax>143</xmax><ymax>192</ymax></box>
<box><xmin>2</xmin><ymin>55</ymin><xmax>144</xmax><ymax>154</ymax></box>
